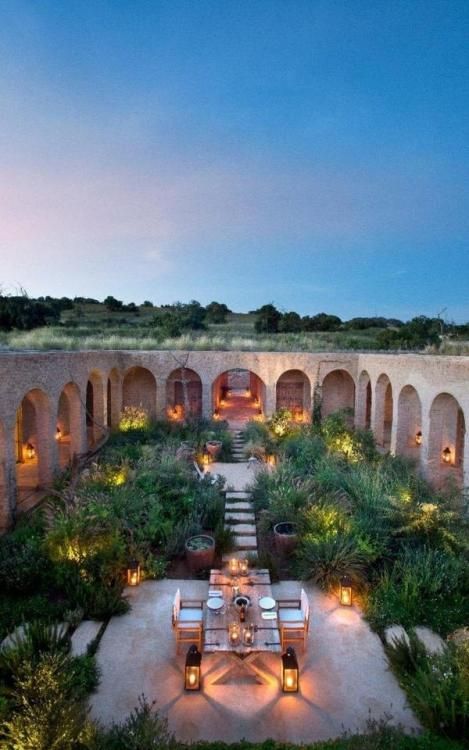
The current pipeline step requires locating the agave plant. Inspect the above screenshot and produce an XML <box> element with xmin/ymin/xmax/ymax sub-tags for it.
<box><xmin>297</xmin><ymin>534</ymin><xmax>369</xmax><ymax>590</ymax></box>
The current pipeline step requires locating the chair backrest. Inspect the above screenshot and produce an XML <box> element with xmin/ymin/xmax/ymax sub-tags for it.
<box><xmin>172</xmin><ymin>588</ymin><xmax>181</xmax><ymax>625</ymax></box>
<box><xmin>300</xmin><ymin>588</ymin><xmax>310</xmax><ymax>624</ymax></box>
<box><xmin>193</xmin><ymin>461</ymin><xmax>204</xmax><ymax>480</ymax></box>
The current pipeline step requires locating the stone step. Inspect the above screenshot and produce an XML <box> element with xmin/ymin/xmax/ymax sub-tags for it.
<box><xmin>225</xmin><ymin>502</ymin><xmax>253</xmax><ymax>511</ymax></box>
<box><xmin>71</xmin><ymin>620</ymin><xmax>103</xmax><ymax>656</ymax></box>
<box><xmin>224</xmin><ymin>512</ymin><xmax>255</xmax><ymax>523</ymax></box>
<box><xmin>233</xmin><ymin>535</ymin><xmax>258</xmax><ymax>550</ymax></box>
<box><xmin>226</xmin><ymin>491</ymin><xmax>251</xmax><ymax>500</ymax></box>
<box><xmin>225</xmin><ymin>523</ymin><xmax>257</xmax><ymax>535</ymax></box>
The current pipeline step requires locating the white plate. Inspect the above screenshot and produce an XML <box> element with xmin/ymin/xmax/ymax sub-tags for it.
<box><xmin>259</xmin><ymin>596</ymin><xmax>276</xmax><ymax>610</ymax></box>
<box><xmin>207</xmin><ymin>597</ymin><xmax>224</xmax><ymax>611</ymax></box>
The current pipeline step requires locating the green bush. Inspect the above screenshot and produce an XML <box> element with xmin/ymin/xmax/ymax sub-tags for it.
<box><xmin>297</xmin><ymin>535</ymin><xmax>370</xmax><ymax>590</ymax></box>
<box><xmin>88</xmin><ymin>695</ymin><xmax>175</xmax><ymax>750</ymax></box>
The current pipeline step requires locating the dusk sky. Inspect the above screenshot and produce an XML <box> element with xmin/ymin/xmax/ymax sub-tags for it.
<box><xmin>1</xmin><ymin>0</ymin><xmax>468</xmax><ymax>321</ymax></box>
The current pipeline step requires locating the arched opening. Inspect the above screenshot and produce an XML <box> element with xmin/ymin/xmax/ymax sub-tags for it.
<box><xmin>375</xmin><ymin>374</ymin><xmax>393</xmax><ymax>450</ymax></box>
<box><xmin>15</xmin><ymin>388</ymin><xmax>52</xmax><ymax>511</ymax></box>
<box><xmin>428</xmin><ymin>393</ymin><xmax>465</xmax><ymax>489</ymax></box>
<box><xmin>86</xmin><ymin>370</ymin><xmax>105</xmax><ymax>448</ymax></box>
<box><xmin>107</xmin><ymin>368</ymin><xmax>121</xmax><ymax>428</ymax></box>
<box><xmin>356</xmin><ymin>371</ymin><xmax>372</xmax><ymax>430</ymax></box>
<box><xmin>276</xmin><ymin>370</ymin><xmax>311</xmax><ymax>422</ymax></box>
<box><xmin>395</xmin><ymin>385</ymin><xmax>422</xmax><ymax>463</ymax></box>
<box><xmin>57</xmin><ymin>382</ymin><xmax>83</xmax><ymax>468</ymax></box>
<box><xmin>122</xmin><ymin>366</ymin><xmax>157</xmax><ymax>421</ymax></box>
<box><xmin>0</xmin><ymin>420</ymin><xmax>8</xmax><ymax>532</ymax></box>
<box><xmin>166</xmin><ymin>368</ymin><xmax>202</xmax><ymax>420</ymax></box>
<box><xmin>321</xmin><ymin>369</ymin><xmax>355</xmax><ymax>425</ymax></box>
<box><xmin>212</xmin><ymin>369</ymin><xmax>266</xmax><ymax>426</ymax></box>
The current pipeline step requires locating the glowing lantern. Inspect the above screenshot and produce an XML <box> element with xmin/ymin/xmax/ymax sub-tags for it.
<box><xmin>229</xmin><ymin>558</ymin><xmax>239</xmax><ymax>576</ymax></box>
<box><xmin>184</xmin><ymin>645</ymin><xmax>202</xmax><ymax>691</ymax></box>
<box><xmin>127</xmin><ymin>560</ymin><xmax>141</xmax><ymax>587</ymax></box>
<box><xmin>442</xmin><ymin>446</ymin><xmax>452</xmax><ymax>464</ymax></box>
<box><xmin>26</xmin><ymin>443</ymin><xmax>36</xmax><ymax>460</ymax></box>
<box><xmin>281</xmin><ymin>647</ymin><xmax>299</xmax><ymax>692</ymax></box>
<box><xmin>55</xmin><ymin>426</ymin><xmax>62</xmax><ymax>441</ymax></box>
<box><xmin>239</xmin><ymin>558</ymin><xmax>249</xmax><ymax>576</ymax></box>
<box><xmin>243</xmin><ymin>624</ymin><xmax>255</xmax><ymax>646</ymax></box>
<box><xmin>202</xmin><ymin>450</ymin><xmax>211</xmax><ymax>466</ymax></box>
<box><xmin>415</xmin><ymin>431</ymin><xmax>422</xmax><ymax>446</ymax></box>
<box><xmin>266</xmin><ymin>454</ymin><xmax>277</xmax><ymax>467</ymax></box>
<box><xmin>339</xmin><ymin>575</ymin><xmax>353</xmax><ymax>606</ymax></box>
<box><xmin>229</xmin><ymin>622</ymin><xmax>241</xmax><ymax>645</ymax></box>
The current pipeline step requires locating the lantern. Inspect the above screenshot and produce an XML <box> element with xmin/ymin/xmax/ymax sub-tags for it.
<box><xmin>229</xmin><ymin>622</ymin><xmax>240</xmax><ymax>645</ymax></box>
<box><xmin>281</xmin><ymin>647</ymin><xmax>299</xmax><ymax>692</ymax></box>
<box><xmin>184</xmin><ymin>645</ymin><xmax>202</xmax><ymax>691</ymax></box>
<box><xmin>243</xmin><ymin>624</ymin><xmax>255</xmax><ymax>646</ymax></box>
<box><xmin>442</xmin><ymin>446</ymin><xmax>452</xmax><ymax>464</ymax></box>
<box><xmin>339</xmin><ymin>575</ymin><xmax>353</xmax><ymax>606</ymax></box>
<box><xmin>266</xmin><ymin>454</ymin><xmax>277</xmax><ymax>467</ymax></box>
<box><xmin>127</xmin><ymin>560</ymin><xmax>141</xmax><ymax>587</ymax></box>
<box><xmin>26</xmin><ymin>443</ymin><xmax>35</xmax><ymax>460</ymax></box>
<box><xmin>202</xmin><ymin>450</ymin><xmax>211</xmax><ymax>467</ymax></box>
<box><xmin>245</xmin><ymin>387</ymin><xmax>251</xmax><ymax>397</ymax></box>
<box><xmin>415</xmin><ymin>431</ymin><xmax>422</xmax><ymax>446</ymax></box>
<box><xmin>239</xmin><ymin>558</ymin><xmax>249</xmax><ymax>576</ymax></box>
<box><xmin>213</xmin><ymin>409</ymin><xmax>220</xmax><ymax>421</ymax></box>
<box><xmin>55</xmin><ymin>426</ymin><xmax>62</xmax><ymax>441</ymax></box>
<box><xmin>229</xmin><ymin>558</ymin><xmax>239</xmax><ymax>576</ymax></box>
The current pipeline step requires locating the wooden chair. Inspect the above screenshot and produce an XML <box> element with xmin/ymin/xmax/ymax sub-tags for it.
<box><xmin>192</xmin><ymin>461</ymin><xmax>221</xmax><ymax>485</ymax></box>
<box><xmin>172</xmin><ymin>588</ymin><xmax>204</xmax><ymax>653</ymax></box>
<box><xmin>277</xmin><ymin>588</ymin><xmax>310</xmax><ymax>651</ymax></box>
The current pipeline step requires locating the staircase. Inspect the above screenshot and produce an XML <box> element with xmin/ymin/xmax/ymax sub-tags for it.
<box><xmin>223</xmin><ymin>489</ymin><xmax>258</xmax><ymax>560</ymax></box>
<box><xmin>231</xmin><ymin>429</ymin><xmax>246</xmax><ymax>463</ymax></box>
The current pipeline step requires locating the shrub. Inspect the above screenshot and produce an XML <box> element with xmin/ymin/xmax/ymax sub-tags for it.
<box><xmin>297</xmin><ymin>535</ymin><xmax>370</xmax><ymax>590</ymax></box>
<box><xmin>89</xmin><ymin>695</ymin><xmax>175</xmax><ymax>750</ymax></box>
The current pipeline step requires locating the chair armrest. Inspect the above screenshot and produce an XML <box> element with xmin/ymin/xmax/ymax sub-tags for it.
<box><xmin>181</xmin><ymin>600</ymin><xmax>204</xmax><ymax>609</ymax></box>
<box><xmin>277</xmin><ymin>599</ymin><xmax>301</xmax><ymax>608</ymax></box>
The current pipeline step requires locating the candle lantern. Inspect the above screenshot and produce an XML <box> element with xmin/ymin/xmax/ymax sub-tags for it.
<box><xmin>26</xmin><ymin>443</ymin><xmax>36</xmax><ymax>460</ymax></box>
<box><xmin>243</xmin><ymin>624</ymin><xmax>255</xmax><ymax>646</ymax></box>
<box><xmin>339</xmin><ymin>575</ymin><xmax>353</xmax><ymax>606</ymax></box>
<box><xmin>184</xmin><ymin>645</ymin><xmax>202</xmax><ymax>691</ymax></box>
<box><xmin>229</xmin><ymin>558</ymin><xmax>239</xmax><ymax>576</ymax></box>
<box><xmin>202</xmin><ymin>450</ymin><xmax>211</xmax><ymax>467</ymax></box>
<box><xmin>266</xmin><ymin>454</ymin><xmax>277</xmax><ymax>467</ymax></box>
<box><xmin>281</xmin><ymin>647</ymin><xmax>299</xmax><ymax>692</ymax></box>
<box><xmin>442</xmin><ymin>446</ymin><xmax>452</xmax><ymax>464</ymax></box>
<box><xmin>239</xmin><ymin>558</ymin><xmax>249</xmax><ymax>576</ymax></box>
<box><xmin>127</xmin><ymin>560</ymin><xmax>141</xmax><ymax>587</ymax></box>
<box><xmin>55</xmin><ymin>426</ymin><xmax>62</xmax><ymax>441</ymax></box>
<box><xmin>229</xmin><ymin>622</ymin><xmax>240</xmax><ymax>645</ymax></box>
<box><xmin>415</xmin><ymin>431</ymin><xmax>422</xmax><ymax>446</ymax></box>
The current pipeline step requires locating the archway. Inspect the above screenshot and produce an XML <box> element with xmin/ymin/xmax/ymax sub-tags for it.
<box><xmin>321</xmin><ymin>369</ymin><xmax>355</xmax><ymax>424</ymax></box>
<box><xmin>395</xmin><ymin>385</ymin><xmax>422</xmax><ymax>463</ymax></box>
<box><xmin>86</xmin><ymin>370</ymin><xmax>105</xmax><ymax>448</ymax></box>
<box><xmin>15</xmin><ymin>388</ymin><xmax>53</xmax><ymax>510</ymax></box>
<box><xmin>212</xmin><ymin>369</ymin><xmax>266</xmax><ymax>425</ymax></box>
<box><xmin>166</xmin><ymin>368</ymin><xmax>202</xmax><ymax>420</ymax></box>
<box><xmin>356</xmin><ymin>371</ymin><xmax>372</xmax><ymax>430</ymax></box>
<box><xmin>107</xmin><ymin>368</ymin><xmax>121</xmax><ymax>428</ymax></box>
<box><xmin>122</xmin><ymin>366</ymin><xmax>157</xmax><ymax>421</ymax></box>
<box><xmin>428</xmin><ymin>393</ymin><xmax>465</xmax><ymax>489</ymax></box>
<box><xmin>375</xmin><ymin>374</ymin><xmax>393</xmax><ymax>449</ymax></box>
<box><xmin>276</xmin><ymin>370</ymin><xmax>311</xmax><ymax>421</ymax></box>
<box><xmin>57</xmin><ymin>382</ymin><xmax>83</xmax><ymax>468</ymax></box>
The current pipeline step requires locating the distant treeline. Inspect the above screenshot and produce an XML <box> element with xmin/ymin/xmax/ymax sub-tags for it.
<box><xmin>0</xmin><ymin>294</ymin><xmax>468</xmax><ymax>350</ymax></box>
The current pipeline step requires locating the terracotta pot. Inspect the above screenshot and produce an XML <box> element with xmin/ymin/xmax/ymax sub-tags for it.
<box><xmin>185</xmin><ymin>534</ymin><xmax>215</xmax><ymax>571</ymax></box>
<box><xmin>273</xmin><ymin>522</ymin><xmax>298</xmax><ymax>556</ymax></box>
<box><xmin>206</xmin><ymin>440</ymin><xmax>222</xmax><ymax>459</ymax></box>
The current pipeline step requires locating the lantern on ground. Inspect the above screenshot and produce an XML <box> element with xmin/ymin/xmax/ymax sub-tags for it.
<box><xmin>442</xmin><ymin>446</ymin><xmax>452</xmax><ymax>464</ymax></box>
<box><xmin>26</xmin><ymin>443</ymin><xmax>36</xmax><ymax>460</ymax></box>
<box><xmin>281</xmin><ymin>647</ymin><xmax>299</xmax><ymax>692</ymax></box>
<box><xmin>184</xmin><ymin>645</ymin><xmax>202</xmax><ymax>690</ymax></box>
<box><xmin>239</xmin><ymin>558</ymin><xmax>249</xmax><ymax>576</ymax></box>
<box><xmin>55</xmin><ymin>426</ymin><xmax>62</xmax><ymax>441</ymax></box>
<box><xmin>243</xmin><ymin>624</ymin><xmax>255</xmax><ymax>646</ymax></box>
<box><xmin>127</xmin><ymin>560</ymin><xmax>141</xmax><ymax>587</ymax></box>
<box><xmin>266</xmin><ymin>453</ymin><xmax>277</xmax><ymax>467</ymax></box>
<box><xmin>339</xmin><ymin>575</ymin><xmax>353</xmax><ymax>606</ymax></box>
<box><xmin>229</xmin><ymin>558</ymin><xmax>239</xmax><ymax>576</ymax></box>
<box><xmin>229</xmin><ymin>622</ymin><xmax>240</xmax><ymax>645</ymax></box>
<box><xmin>415</xmin><ymin>431</ymin><xmax>422</xmax><ymax>446</ymax></box>
<box><xmin>202</xmin><ymin>450</ymin><xmax>211</xmax><ymax>467</ymax></box>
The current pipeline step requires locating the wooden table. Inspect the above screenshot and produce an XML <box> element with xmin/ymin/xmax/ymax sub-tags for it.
<box><xmin>203</xmin><ymin>568</ymin><xmax>281</xmax><ymax>684</ymax></box>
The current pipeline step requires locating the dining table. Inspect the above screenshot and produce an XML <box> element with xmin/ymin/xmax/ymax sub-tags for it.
<box><xmin>203</xmin><ymin>567</ymin><xmax>281</xmax><ymax>684</ymax></box>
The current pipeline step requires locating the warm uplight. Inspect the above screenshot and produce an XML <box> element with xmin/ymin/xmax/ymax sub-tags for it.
<box><xmin>245</xmin><ymin>388</ymin><xmax>251</xmax><ymax>397</ymax></box>
<box><xmin>202</xmin><ymin>450</ymin><xmax>211</xmax><ymax>466</ymax></box>
<box><xmin>339</xmin><ymin>575</ymin><xmax>353</xmax><ymax>606</ymax></box>
<box><xmin>415</xmin><ymin>431</ymin><xmax>422</xmax><ymax>446</ymax></box>
<box><xmin>266</xmin><ymin>453</ymin><xmax>277</xmax><ymax>467</ymax></box>
<box><xmin>229</xmin><ymin>622</ymin><xmax>241</xmax><ymax>645</ymax></box>
<box><xmin>55</xmin><ymin>426</ymin><xmax>62</xmax><ymax>441</ymax></box>
<box><xmin>184</xmin><ymin>645</ymin><xmax>202</xmax><ymax>691</ymax></box>
<box><xmin>229</xmin><ymin>558</ymin><xmax>239</xmax><ymax>576</ymax></box>
<box><xmin>119</xmin><ymin>405</ymin><xmax>149</xmax><ymax>431</ymax></box>
<box><xmin>442</xmin><ymin>446</ymin><xmax>452</xmax><ymax>464</ymax></box>
<box><xmin>239</xmin><ymin>558</ymin><xmax>249</xmax><ymax>576</ymax></box>
<box><xmin>26</xmin><ymin>442</ymin><xmax>36</xmax><ymax>460</ymax></box>
<box><xmin>127</xmin><ymin>560</ymin><xmax>141</xmax><ymax>587</ymax></box>
<box><xmin>281</xmin><ymin>647</ymin><xmax>299</xmax><ymax>692</ymax></box>
<box><xmin>213</xmin><ymin>409</ymin><xmax>220</xmax><ymax>421</ymax></box>
<box><xmin>220</xmin><ymin>398</ymin><xmax>227</xmax><ymax>407</ymax></box>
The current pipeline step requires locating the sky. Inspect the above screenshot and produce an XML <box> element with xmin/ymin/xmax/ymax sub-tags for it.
<box><xmin>0</xmin><ymin>0</ymin><xmax>468</xmax><ymax>322</ymax></box>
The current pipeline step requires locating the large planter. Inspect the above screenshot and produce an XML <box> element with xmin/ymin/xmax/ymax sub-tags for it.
<box><xmin>273</xmin><ymin>522</ymin><xmax>298</xmax><ymax>556</ymax></box>
<box><xmin>206</xmin><ymin>440</ymin><xmax>222</xmax><ymax>459</ymax></box>
<box><xmin>185</xmin><ymin>534</ymin><xmax>215</xmax><ymax>572</ymax></box>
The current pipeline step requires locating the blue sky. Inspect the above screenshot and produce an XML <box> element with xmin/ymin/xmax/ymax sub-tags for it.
<box><xmin>1</xmin><ymin>0</ymin><xmax>468</xmax><ymax>321</ymax></box>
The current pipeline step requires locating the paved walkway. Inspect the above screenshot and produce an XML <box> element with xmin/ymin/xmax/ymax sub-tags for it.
<box><xmin>90</xmin><ymin>579</ymin><xmax>419</xmax><ymax>743</ymax></box>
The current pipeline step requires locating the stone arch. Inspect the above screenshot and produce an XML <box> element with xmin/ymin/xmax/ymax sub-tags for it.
<box><xmin>395</xmin><ymin>385</ymin><xmax>422</xmax><ymax>463</ymax></box>
<box><xmin>374</xmin><ymin>374</ymin><xmax>393</xmax><ymax>449</ymax></box>
<box><xmin>428</xmin><ymin>393</ymin><xmax>465</xmax><ymax>489</ymax></box>
<box><xmin>122</xmin><ymin>366</ymin><xmax>157</xmax><ymax>420</ymax></box>
<box><xmin>356</xmin><ymin>370</ymin><xmax>372</xmax><ymax>430</ymax></box>
<box><xmin>321</xmin><ymin>369</ymin><xmax>355</xmax><ymax>423</ymax></box>
<box><xmin>86</xmin><ymin>370</ymin><xmax>106</xmax><ymax>448</ymax></box>
<box><xmin>15</xmin><ymin>388</ymin><xmax>53</xmax><ymax>506</ymax></box>
<box><xmin>212</xmin><ymin>369</ymin><xmax>266</xmax><ymax>424</ymax></box>
<box><xmin>276</xmin><ymin>369</ymin><xmax>311</xmax><ymax>421</ymax></box>
<box><xmin>166</xmin><ymin>368</ymin><xmax>202</xmax><ymax>420</ymax></box>
<box><xmin>107</xmin><ymin>368</ymin><xmax>121</xmax><ymax>428</ymax></box>
<box><xmin>57</xmin><ymin>382</ymin><xmax>83</xmax><ymax>468</ymax></box>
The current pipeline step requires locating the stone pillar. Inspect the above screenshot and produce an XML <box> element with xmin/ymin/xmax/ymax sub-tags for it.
<box><xmin>264</xmin><ymin>384</ymin><xmax>276</xmax><ymax>418</ymax></box>
<box><xmin>155</xmin><ymin>378</ymin><xmax>167</xmax><ymax>419</ymax></box>
<box><xmin>462</xmin><ymin>404</ymin><xmax>469</xmax><ymax>490</ymax></box>
<box><xmin>389</xmin><ymin>395</ymin><xmax>399</xmax><ymax>456</ymax></box>
<box><xmin>201</xmin><ymin>381</ymin><xmax>213</xmax><ymax>420</ymax></box>
<box><xmin>419</xmin><ymin>400</ymin><xmax>432</xmax><ymax>482</ymax></box>
<box><xmin>0</xmin><ymin>436</ymin><xmax>16</xmax><ymax>532</ymax></box>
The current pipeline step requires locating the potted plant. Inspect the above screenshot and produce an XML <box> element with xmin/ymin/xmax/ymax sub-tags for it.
<box><xmin>273</xmin><ymin>522</ymin><xmax>298</xmax><ymax>555</ymax></box>
<box><xmin>185</xmin><ymin>534</ymin><xmax>215</xmax><ymax>571</ymax></box>
<box><xmin>205</xmin><ymin>435</ymin><xmax>222</xmax><ymax>459</ymax></box>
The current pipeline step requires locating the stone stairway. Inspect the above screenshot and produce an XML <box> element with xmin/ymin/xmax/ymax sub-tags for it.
<box><xmin>223</xmin><ymin>489</ymin><xmax>258</xmax><ymax>560</ymax></box>
<box><xmin>231</xmin><ymin>430</ymin><xmax>246</xmax><ymax>463</ymax></box>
